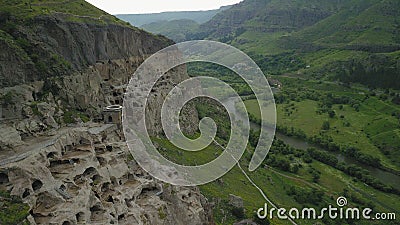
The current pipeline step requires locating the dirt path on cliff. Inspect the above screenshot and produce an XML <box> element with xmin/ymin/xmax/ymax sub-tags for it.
<box><xmin>0</xmin><ymin>128</ymin><xmax>71</xmax><ymax>167</ymax></box>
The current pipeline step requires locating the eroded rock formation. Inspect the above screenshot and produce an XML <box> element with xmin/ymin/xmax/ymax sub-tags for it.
<box><xmin>0</xmin><ymin>7</ymin><xmax>207</xmax><ymax>225</ymax></box>
<box><xmin>0</xmin><ymin>123</ymin><xmax>211</xmax><ymax>224</ymax></box>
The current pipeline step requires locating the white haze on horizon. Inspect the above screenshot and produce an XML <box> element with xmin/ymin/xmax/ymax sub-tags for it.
<box><xmin>85</xmin><ymin>0</ymin><xmax>242</xmax><ymax>14</ymax></box>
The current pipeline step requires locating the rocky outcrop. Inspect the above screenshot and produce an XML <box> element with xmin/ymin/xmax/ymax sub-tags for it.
<box><xmin>0</xmin><ymin>5</ymin><xmax>205</xmax><ymax>225</ymax></box>
<box><xmin>0</xmin><ymin>123</ymin><xmax>212</xmax><ymax>225</ymax></box>
<box><xmin>0</xmin><ymin>123</ymin><xmax>23</xmax><ymax>151</ymax></box>
<box><xmin>0</xmin><ymin>12</ymin><xmax>198</xmax><ymax>138</ymax></box>
<box><xmin>0</xmin><ymin>12</ymin><xmax>173</xmax><ymax>88</ymax></box>
<box><xmin>0</xmin><ymin>56</ymin><xmax>198</xmax><ymax>139</ymax></box>
<box><xmin>197</xmin><ymin>0</ymin><xmax>335</xmax><ymax>39</ymax></box>
<box><xmin>228</xmin><ymin>194</ymin><xmax>243</xmax><ymax>209</ymax></box>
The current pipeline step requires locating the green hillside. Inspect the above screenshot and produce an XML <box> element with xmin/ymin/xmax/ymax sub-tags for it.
<box><xmin>116</xmin><ymin>5</ymin><xmax>231</xmax><ymax>27</ymax></box>
<box><xmin>196</xmin><ymin>0</ymin><xmax>345</xmax><ymax>39</ymax></box>
<box><xmin>114</xmin><ymin>1</ymin><xmax>400</xmax><ymax>224</ymax></box>
<box><xmin>141</xmin><ymin>19</ymin><xmax>199</xmax><ymax>42</ymax></box>
<box><xmin>186</xmin><ymin>0</ymin><xmax>400</xmax><ymax>89</ymax></box>
<box><xmin>1</xmin><ymin>0</ymin><xmax>128</xmax><ymax>25</ymax></box>
<box><xmin>119</xmin><ymin>0</ymin><xmax>400</xmax><ymax>88</ymax></box>
<box><xmin>0</xmin><ymin>0</ymin><xmax>172</xmax><ymax>87</ymax></box>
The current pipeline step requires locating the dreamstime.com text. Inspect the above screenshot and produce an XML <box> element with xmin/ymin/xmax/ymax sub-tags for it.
<box><xmin>257</xmin><ymin>197</ymin><xmax>396</xmax><ymax>221</ymax></box>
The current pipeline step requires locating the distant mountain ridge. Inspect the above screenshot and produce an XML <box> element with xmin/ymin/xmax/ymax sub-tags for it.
<box><xmin>141</xmin><ymin>19</ymin><xmax>200</xmax><ymax>42</ymax></box>
<box><xmin>190</xmin><ymin>0</ymin><xmax>400</xmax><ymax>88</ymax></box>
<box><xmin>115</xmin><ymin>5</ymin><xmax>231</xmax><ymax>27</ymax></box>
<box><xmin>116</xmin><ymin>0</ymin><xmax>400</xmax><ymax>88</ymax></box>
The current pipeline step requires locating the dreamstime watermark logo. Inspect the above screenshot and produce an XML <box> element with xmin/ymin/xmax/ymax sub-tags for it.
<box><xmin>336</xmin><ymin>196</ymin><xmax>347</xmax><ymax>207</ymax></box>
<box><xmin>122</xmin><ymin>40</ymin><xmax>276</xmax><ymax>186</ymax></box>
<box><xmin>257</xmin><ymin>196</ymin><xmax>396</xmax><ymax>221</ymax></box>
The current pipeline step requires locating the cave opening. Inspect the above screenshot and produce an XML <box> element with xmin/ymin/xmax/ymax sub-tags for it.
<box><xmin>32</xmin><ymin>179</ymin><xmax>43</xmax><ymax>191</ymax></box>
<box><xmin>22</xmin><ymin>189</ymin><xmax>30</xmax><ymax>198</ymax></box>
<box><xmin>76</xmin><ymin>212</ymin><xmax>85</xmax><ymax>222</ymax></box>
<box><xmin>0</xmin><ymin>173</ymin><xmax>9</xmax><ymax>184</ymax></box>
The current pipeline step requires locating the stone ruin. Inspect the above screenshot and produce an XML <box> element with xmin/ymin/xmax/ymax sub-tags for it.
<box><xmin>103</xmin><ymin>105</ymin><xmax>123</xmax><ymax>128</ymax></box>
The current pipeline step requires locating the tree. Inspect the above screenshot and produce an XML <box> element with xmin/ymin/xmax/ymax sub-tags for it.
<box><xmin>28</xmin><ymin>0</ymin><xmax>32</xmax><ymax>10</ymax></box>
<box><xmin>322</xmin><ymin>121</ymin><xmax>330</xmax><ymax>130</ymax></box>
<box><xmin>253</xmin><ymin>213</ymin><xmax>270</xmax><ymax>225</ymax></box>
<box><xmin>328</xmin><ymin>110</ymin><xmax>336</xmax><ymax>118</ymax></box>
<box><xmin>312</xmin><ymin>171</ymin><xmax>320</xmax><ymax>183</ymax></box>
<box><xmin>231</xmin><ymin>206</ymin><xmax>245</xmax><ymax>219</ymax></box>
<box><xmin>291</xmin><ymin>164</ymin><xmax>300</xmax><ymax>173</ymax></box>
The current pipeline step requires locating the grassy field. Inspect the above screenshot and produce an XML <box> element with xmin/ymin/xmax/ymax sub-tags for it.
<box><xmin>1</xmin><ymin>0</ymin><xmax>131</xmax><ymax>26</ymax></box>
<box><xmin>153</xmin><ymin>86</ymin><xmax>400</xmax><ymax>224</ymax></box>
<box><xmin>179</xmin><ymin>54</ymin><xmax>400</xmax><ymax>225</ymax></box>
<box><xmin>152</xmin><ymin>134</ymin><xmax>399</xmax><ymax>225</ymax></box>
<box><xmin>0</xmin><ymin>190</ymin><xmax>30</xmax><ymax>224</ymax></box>
<box><xmin>244</xmin><ymin>78</ymin><xmax>400</xmax><ymax>172</ymax></box>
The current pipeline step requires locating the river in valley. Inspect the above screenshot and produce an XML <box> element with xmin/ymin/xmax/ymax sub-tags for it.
<box><xmin>222</xmin><ymin>96</ymin><xmax>400</xmax><ymax>188</ymax></box>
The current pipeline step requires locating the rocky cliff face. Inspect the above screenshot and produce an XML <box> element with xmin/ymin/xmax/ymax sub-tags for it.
<box><xmin>0</xmin><ymin>12</ymin><xmax>172</xmax><ymax>88</ymax></box>
<box><xmin>0</xmin><ymin>11</ymin><xmax>198</xmax><ymax>142</ymax></box>
<box><xmin>197</xmin><ymin>0</ymin><xmax>336</xmax><ymax>39</ymax></box>
<box><xmin>0</xmin><ymin>123</ymin><xmax>211</xmax><ymax>225</ymax></box>
<box><xmin>0</xmin><ymin>7</ymin><xmax>207</xmax><ymax>225</ymax></box>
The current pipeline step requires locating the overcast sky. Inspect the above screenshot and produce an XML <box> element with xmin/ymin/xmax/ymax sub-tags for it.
<box><xmin>85</xmin><ymin>0</ymin><xmax>242</xmax><ymax>14</ymax></box>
